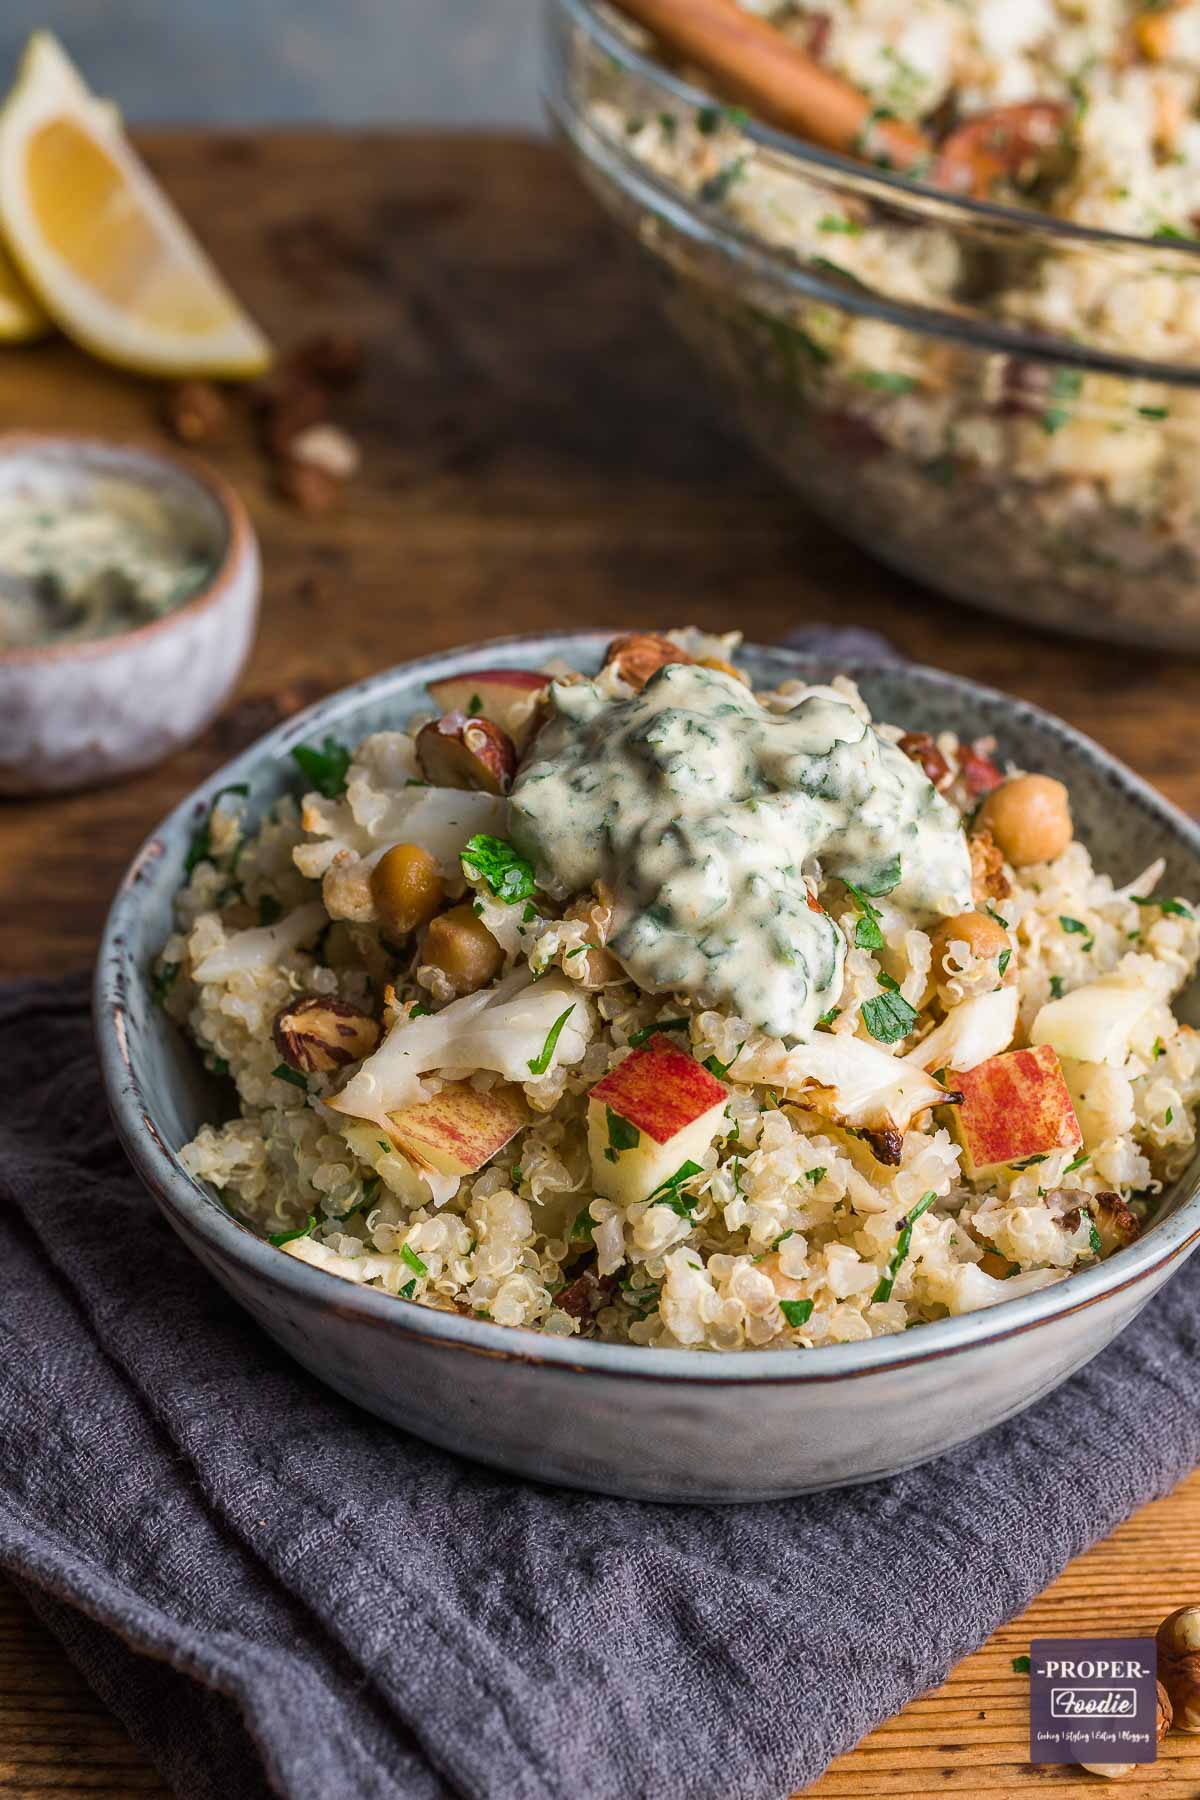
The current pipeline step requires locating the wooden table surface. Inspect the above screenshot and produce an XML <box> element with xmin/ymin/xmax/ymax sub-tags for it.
<box><xmin>2</xmin><ymin>129</ymin><xmax>1199</xmax><ymax>1800</ymax></box>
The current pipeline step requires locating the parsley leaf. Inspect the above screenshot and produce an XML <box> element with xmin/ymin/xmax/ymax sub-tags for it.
<box><xmin>606</xmin><ymin>1106</ymin><xmax>640</xmax><ymax>1159</ymax></box>
<box><xmin>460</xmin><ymin>834</ymin><xmax>537</xmax><ymax>904</ymax></box>
<box><xmin>151</xmin><ymin>961</ymin><xmax>180</xmax><ymax>1005</ymax></box>
<box><xmin>1134</xmin><ymin>894</ymin><xmax>1193</xmax><ymax>919</ymax></box>
<box><xmin>861</xmin><ymin>990</ymin><xmax>918</xmax><ymax>1045</ymax></box>
<box><xmin>629</xmin><ymin>1018</ymin><xmax>689</xmax><ymax>1048</ymax></box>
<box><xmin>269</xmin><ymin>1214</ymin><xmax>316</xmax><ymax>1247</ymax></box>
<box><xmin>805</xmin><ymin>1167</ymin><xmax>826</xmax><ymax>1184</ymax></box>
<box><xmin>780</xmin><ymin>1298</ymin><xmax>814</xmax><ymax>1328</ymax></box>
<box><xmin>855</xmin><ymin>370</ymin><xmax>916</xmax><ymax>394</ymax></box>
<box><xmin>399</xmin><ymin>1279</ymin><xmax>417</xmax><ymax>1299</ymax></box>
<box><xmin>400</xmin><ymin>1243</ymin><xmax>427</xmax><ymax>1277</ymax></box>
<box><xmin>1064</xmin><ymin>1149</ymin><xmax>1089</xmax><ymax>1174</ymax></box>
<box><xmin>876</xmin><ymin>971</ymin><xmax>901</xmax><ymax>994</ymax></box>
<box><xmin>290</xmin><ymin>736</ymin><xmax>351</xmax><ymax>799</ymax></box>
<box><xmin>571</xmin><ymin>1206</ymin><xmax>595</xmax><ymax>1241</ymax></box>
<box><xmin>271</xmin><ymin>1063</ymin><xmax>308</xmax><ymax>1091</ymax></box>
<box><xmin>527</xmin><ymin>1004</ymin><xmax>576</xmax><ymax>1075</ymax></box>
<box><xmin>647</xmin><ymin>1160</ymin><xmax>704</xmax><ymax>1214</ymax></box>
<box><xmin>1010</xmin><ymin>1153</ymin><xmax>1047</xmax><ymax>1170</ymax></box>
<box><xmin>1059</xmin><ymin>915</ymin><xmax>1089</xmax><ymax>936</ymax></box>
<box><xmin>1088</xmin><ymin>1218</ymin><xmax>1103</xmax><ymax>1257</ymax></box>
<box><xmin>185</xmin><ymin>783</ymin><xmax>250</xmax><ymax>875</ymax></box>
<box><xmin>998</xmin><ymin>948</ymin><xmax>1011</xmax><ymax>976</ymax></box>
<box><xmin>845</xmin><ymin>882</ymin><xmax>885</xmax><ymax>951</ymax></box>
<box><xmin>872</xmin><ymin>1191</ymin><xmax>936</xmax><ymax>1302</ymax></box>
<box><xmin>817</xmin><ymin>1006</ymin><xmax>841</xmax><ymax>1027</ymax></box>
<box><xmin>704</xmin><ymin>1043</ymin><xmax>743</xmax><ymax>1079</ymax></box>
<box><xmin>1012</xmin><ymin>1655</ymin><xmax>1031</xmax><ymax>1675</ymax></box>
<box><xmin>1050</xmin><ymin>975</ymin><xmax>1065</xmax><ymax>999</ymax></box>
<box><xmin>1042</xmin><ymin>367</ymin><xmax>1083</xmax><ymax>436</ymax></box>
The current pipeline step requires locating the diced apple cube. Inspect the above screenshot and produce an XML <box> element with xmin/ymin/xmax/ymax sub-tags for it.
<box><xmin>587</xmin><ymin>1036</ymin><xmax>728</xmax><ymax>1205</ymax></box>
<box><xmin>388</xmin><ymin>1079</ymin><xmax>531</xmax><ymax>1176</ymax></box>
<box><xmin>1031</xmin><ymin>972</ymin><xmax>1159</xmax><ymax>1069</ymax></box>
<box><xmin>427</xmin><ymin>668</ymin><xmax>549</xmax><ymax>750</ymax></box>
<box><xmin>953</xmin><ymin>1044</ymin><xmax>1082</xmax><ymax>1180</ymax></box>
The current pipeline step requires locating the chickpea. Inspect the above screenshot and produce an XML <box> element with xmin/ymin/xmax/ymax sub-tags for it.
<box><xmin>422</xmin><ymin>903</ymin><xmax>504</xmax><ymax>994</ymax></box>
<box><xmin>929</xmin><ymin>910</ymin><xmax>1010</xmax><ymax>976</ymax></box>
<box><xmin>370</xmin><ymin>843</ymin><xmax>444</xmax><ymax>937</ymax></box>
<box><xmin>977</xmin><ymin>774</ymin><xmax>1072</xmax><ymax>868</ymax></box>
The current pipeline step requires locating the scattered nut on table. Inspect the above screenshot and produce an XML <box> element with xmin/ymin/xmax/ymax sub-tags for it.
<box><xmin>288</xmin><ymin>423</ymin><xmax>361</xmax><ymax>481</ymax></box>
<box><xmin>163</xmin><ymin>379</ymin><xmax>228</xmax><ymax>443</ymax></box>
<box><xmin>1078</xmin><ymin>1763</ymin><xmax>1137</xmax><ymax>1780</ymax></box>
<box><xmin>1158</xmin><ymin>1603</ymin><xmax>1200</xmax><ymax>1731</ymax></box>
<box><xmin>272</xmin><ymin>995</ymin><xmax>380</xmax><ymax>1073</ymax></box>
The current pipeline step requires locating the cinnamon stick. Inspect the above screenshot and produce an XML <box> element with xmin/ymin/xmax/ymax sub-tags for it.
<box><xmin>610</xmin><ymin>0</ymin><xmax>931</xmax><ymax>173</ymax></box>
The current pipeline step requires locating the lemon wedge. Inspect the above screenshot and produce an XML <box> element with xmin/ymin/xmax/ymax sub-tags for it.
<box><xmin>0</xmin><ymin>33</ymin><xmax>271</xmax><ymax>377</ymax></box>
<box><xmin>0</xmin><ymin>235</ymin><xmax>50</xmax><ymax>341</ymax></box>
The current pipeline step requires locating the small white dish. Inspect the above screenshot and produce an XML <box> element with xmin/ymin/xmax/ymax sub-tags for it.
<box><xmin>0</xmin><ymin>433</ymin><xmax>260</xmax><ymax>794</ymax></box>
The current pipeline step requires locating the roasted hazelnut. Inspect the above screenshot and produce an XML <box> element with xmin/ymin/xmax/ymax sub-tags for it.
<box><xmin>422</xmin><ymin>903</ymin><xmax>504</xmax><ymax>994</ymax></box>
<box><xmin>1089</xmin><ymin>1191</ymin><xmax>1142</xmax><ymax>1257</ymax></box>
<box><xmin>977</xmin><ymin>774</ymin><xmax>1072</xmax><ymax>869</ymax></box>
<box><xmin>163</xmin><ymin>378</ymin><xmax>228</xmax><ymax>444</ymax></box>
<box><xmin>415</xmin><ymin>713</ymin><xmax>517</xmax><ymax>793</ymax></box>
<box><xmin>1158</xmin><ymin>1679</ymin><xmax>1174</xmax><ymax>1740</ymax></box>
<box><xmin>370</xmin><ymin>843</ymin><xmax>444</xmax><ymax>937</ymax></box>
<box><xmin>289</xmin><ymin>422</ymin><xmax>361</xmax><ymax>481</ymax></box>
<box><xmin>1158</xmin><ymin>1604</ymin><xmax>1200</xmax><ymax>1732</ymax></box>
<box><xmin>278</xmin><ymin>458</ymin><xmax>341</xmax><ymax>515</ymax></box>
<box><xmin>272</xmin><ymin>995</ymin><xmax>380</xmax><ymax>1074</ymax></box>
<box><xmin>1078</xmin><ymin>1763</ymin><xmax>1137</xmax><ymax>1780</ymax></box>
<box><xmin>899</xmin><ymin>730</ymin><xmax>950</xmax><ymax>787</ymax></box>
<box><xmin>603</xmin><ymin>631</ymin><xmax>692</xmax><ymax>691</ymax></box>
<box><xmin>968</xmin><ymin>828</ymin><xmax>1011</xmax><ymax>904</ymax></box>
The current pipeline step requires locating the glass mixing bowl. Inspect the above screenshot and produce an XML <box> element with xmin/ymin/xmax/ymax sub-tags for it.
<box><xmin>545</xmin><ymin>0</ymin><xmax>1200</xmax><ymax>650</ymax></box>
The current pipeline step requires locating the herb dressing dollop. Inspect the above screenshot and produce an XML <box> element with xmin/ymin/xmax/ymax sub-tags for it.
<box><xmin>511</xmin><ymin>663</ymin><xmax>973</xmax><ymax>1041</ymax></box>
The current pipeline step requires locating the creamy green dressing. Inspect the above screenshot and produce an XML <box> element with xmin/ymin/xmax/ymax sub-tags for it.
<box><xmin>0</xmin><ymin>479</ymin><xmax>216</xmax><ymax>649</ymax></box>
<box><xmin>511</xmin><ymin>664</ymin><xmax>973</xmax><ymax>1041</ymax></box>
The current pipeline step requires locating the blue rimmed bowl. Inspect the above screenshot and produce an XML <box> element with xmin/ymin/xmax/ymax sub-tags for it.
<box><xmin>96</xmin><ymin>633</ymin><xmax>1200</xmax><ymax>1502</ymax></box>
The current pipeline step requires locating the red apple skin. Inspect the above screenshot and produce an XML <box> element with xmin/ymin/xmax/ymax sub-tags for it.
<box><xmin>427</xmin><ymin>669</ymin><xmax>549</xmax><ymax>749</ymax></box>
<box><xmin>389</xmin><ymin>1079</ymin><xmax>530</xmax><ymax>1175</ymax></box>
<box><xmin>589</xmin><ymin>1036</ymin><xmax>728</xmax><ymax>1145</ymax></box>
<box><xmin>415</xmin><ymin>713</ymin><xmax>518</xmax><ymax>793</ymax></box>
<box><xmin>953</xmin><ymin>1044</ymin><xmax>1082</xmax><ymax>1177</ymax></box>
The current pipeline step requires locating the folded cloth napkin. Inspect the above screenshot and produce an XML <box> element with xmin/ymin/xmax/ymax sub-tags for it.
<box><xmin>4</xmin><ymin>977</ymin><xmax>1200</xmax><ymax>1800</ymax></box>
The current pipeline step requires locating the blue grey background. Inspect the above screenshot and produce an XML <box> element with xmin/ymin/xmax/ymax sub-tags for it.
<box><xmin>0</xmin><ymin>1</ymin><xmax>542</xmax><ymax>126</ymax></box>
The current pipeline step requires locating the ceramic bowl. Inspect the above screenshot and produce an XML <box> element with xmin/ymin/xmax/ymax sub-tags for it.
<box><xmin>96</xmin><ymin>633</ymin><xmax>1200</xmax><ymax>1503</ymax></box>
<box><xmin>0</xmin><ymin>434</ymin><xmax>259</xmax><ymax>794</ymax></box>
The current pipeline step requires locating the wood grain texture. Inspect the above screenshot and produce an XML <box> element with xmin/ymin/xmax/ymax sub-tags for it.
<box><xmin>1</xmin><ymin>130</ymin><xmax>1198</xmax><ymax>1799</ymax></box>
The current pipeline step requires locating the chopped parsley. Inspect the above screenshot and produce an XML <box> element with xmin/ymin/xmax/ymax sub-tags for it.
<box><xmin>185</xmin><ymin>783</ymin><xmax>249</xmax><ymax>875</ymax></box>
<box><xmin>399</xmin><ymin>1279</ymin><xmax>417</xmax><ymax>1299</ymax></box>
<box><xmin>1153</xmin><ymin>1037</ymin><xmax>1165</xmax><ymax>1061</ymax></box>
<box><xmin>817</xmin><ymin>1006</ymin><xmax>841</xmax><ymax>1027</ymax></box>
<box><xmin>1050</xmin><ymin>975</ymin><xmax>1065</xmax><ymax>999</ymax></box>
<box><xmin>290</xmin><ymin>736</ymin><xmax>351</xmax><ymax>799</ymax></box>
<box><xmin>855</xmin><ymin>369</ymin><xmax>916</xmax><ymax>394</ymax></box>
<box><xmin>696</xmin><ymin>102</ymin><xmax>748</xmax><ymax>134</ymax></box>
<box><xmin>861</xmin><ymin>989</ymin><xmax>919</xmax><ymax>1045</ymax></box>
<box><xmin>1010</xmin><ymin>1153</ymin><xmax>1047</xmax><ymax>1170</ymax></box>
<box><xmin>818</xmin><ymin>214</ymin><xmax>863</xmax><ymax>235</ymax></box>
<box><xmin>1064</xmin><ymin>1149</ymin><xmax>1089</xmax><ymax>1174</ymax></box>
<box><xmin>876</xmin><ymin>971</ymin><xmax>902</xmax><ymax>994</ymax></box>
<box><xmin>629</xmin><ymin>1017</ymin><xmax>689</xmax><ymax>1048</ymax></box>
<box><xmin>571</xmin><ymin>1206</ymin><xmax>595</xmax><ymax>1240</ymax></box>
<box><xmin>805</xmin><ymin>1167</ymin><xmax>826</xmax><ymax>1185</ymax></box>
<box><xmin>605</xmin><ymin>1106</ymin><xmax>641</xmax><ymax>1163</ymax></box>
<box><xmin>269</xmin><ymin>1214</ymin><xmax>315</xmax><ymax>1247</ymax></box>
<box><xmin>647</xmin><ymin>1160</ymin><xmax>704</xmax><ymax>1215</ymax></box>
<box><xmin>400</xmin><ymin>1243</ymin><xmax>427</xmax><ymax>1278</ymax></box>
<box><xmin>698</xmin><ymin>156</ymin><xmax>746</xmax><ymax>204</ymax></box>
<box><xmin>151</xmin><ymin>961</ymin><xmax>180</xmax><ymax>1005</ymax></box>
<box><xmin>1138</xmin><ymin>404</ymin><xmax>1169</xmax><ymax>420</ymax></box>
<box><xmin>1042</xmin><ymin>367</ymin><xmax>1083</xmax><ymax>436</ymax></box>
<box><xmin>704</xmin><ymin>1043</ymin><xmax>743</xmax><ymax>1079</ymax></box>
<box><xmin>1133</xmin><ymin>895</ymin><xmax>1193</xmax><ymax>919</ymax></box>
<box><xmin>460</xmin><ymin>834</ymin><xmax>537</xmax><ymax>903</ymax></box>
<box><xmin>872</xmin><ymin>1190</ymin><xmax>936</xmax><ymax>1302</ymax></box>
<box><xmin>1059</xmin><ymin>915</ymin><xmax>1089</xmax><ymax>935</ymax></box>
<box><xmin>1088</xmin><ymin>1218</ymin><xmax>1103</xmax><ymax>1257</ymax></box>
<box><xmin>845</xmin><ymin>883</ymin><xmax>885</xmax><ymax>951</ymax></box>
<box><xmin>998</xmin><ymin>948</ymin><xmax>1012</xmax><ymax>976</ymax></box>
<box><xmin>780</xmin><ymin>1298</ymin><xmax>815</xmax><ymax>1328</ymax></box>
<box><xmin>1166</xmin><ymin>1106</ymin><xmax>1175</xmax><ymax>1125</ymax></box>
<box><xmin>527</xmin><ymin>1004</ymin><xmax>576</xmax><ymax>1075</ymax></box>
<box><xmin>271</xmin><ymin>1063</ymin><xmax>308</xmax><ymax>1091</ymax></box>
<box><xmin>1012</xmin><ymin>1655</ymin><xmax>1031</xmax><ymax>1675</ymax></box>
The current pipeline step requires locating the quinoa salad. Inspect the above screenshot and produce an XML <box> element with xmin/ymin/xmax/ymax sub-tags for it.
<box><xmin>574</xmin><ymin>0</ymin><xmax>1200</xmax><ymax>642</ymax></box>
<box><xmin>158</xmin><ymin>629</ymin><xmax>1200</xmax><ymax>1352</ymax></box>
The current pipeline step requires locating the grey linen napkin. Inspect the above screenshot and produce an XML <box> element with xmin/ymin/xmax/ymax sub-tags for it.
<box><xmin>4</xmin><ymin>982</ymin><xmax>1200</xmax><ymax>1800</ymax></box>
